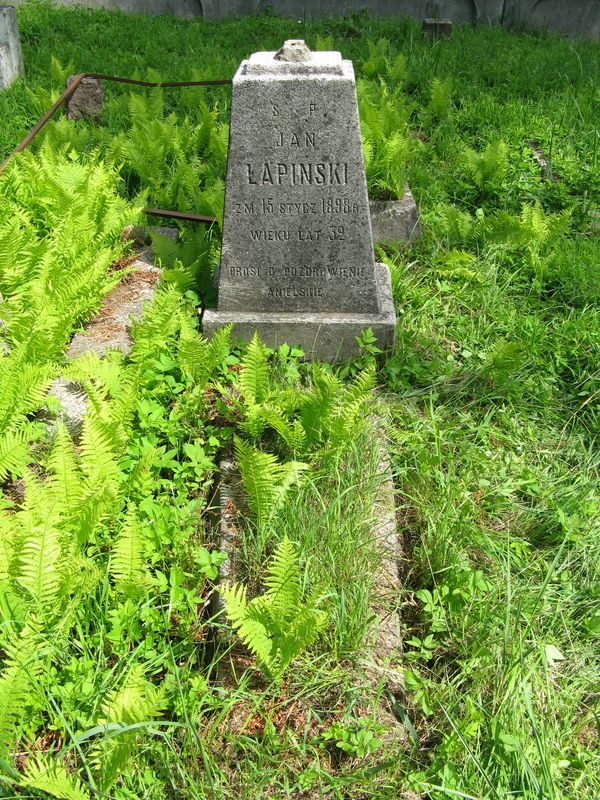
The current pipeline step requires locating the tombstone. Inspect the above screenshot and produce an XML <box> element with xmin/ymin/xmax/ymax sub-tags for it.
<box><xmin>203</xmin><ymin>40</ymin><xmax>396</xmax><ymax>361</ymax></box>
<box><xmin>0</xmin><ymin>6</ymin><xmax>24</xmax><ymax>91</ymax></box>
<box><xmin>422</xmin><ymin>18</ymin><xmax>454</xmax><ymax>39</ymax></box>
<box><xmin>65</xmin><ymin>75</ymin><xmax>104</xmax><ymax>120</ymax></box>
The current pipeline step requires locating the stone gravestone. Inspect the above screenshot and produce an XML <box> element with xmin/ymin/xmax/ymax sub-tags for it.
<box><xmin>0</xmin><ymin>6</ymin><xmax>24</xmax><ymax>91</ymax></box>
<box><xmin>203</xmin><ymin>40</ymin><xmax>396</xmax><ymax>361</ymax></box>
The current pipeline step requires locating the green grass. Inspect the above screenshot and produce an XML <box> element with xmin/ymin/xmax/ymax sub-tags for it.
<box><xmin>0</xmin><ymin>2</ymin><xmax>598</xmax><ymax>799</ymax></box>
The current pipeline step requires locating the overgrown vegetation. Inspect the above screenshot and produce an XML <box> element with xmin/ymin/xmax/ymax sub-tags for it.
<box><xmin>0</xmin><ymin>2</ymin><xmax>598</xmax><ymax>799</ymax></box>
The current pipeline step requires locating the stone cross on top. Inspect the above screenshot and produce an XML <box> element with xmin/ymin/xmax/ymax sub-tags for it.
<box><xmin>203</xmin><ymin>39</ymin><xmax>396</xmax><ymax>361</ymax></box>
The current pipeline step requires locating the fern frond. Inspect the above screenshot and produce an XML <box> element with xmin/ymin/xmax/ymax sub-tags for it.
<box><xmin>465</xmin><ymin>139</ymin><xmax>508</xmax><ymax>193</ymax></box>
<box><xmin>0</xmin><ymin>659</ymin><xmax>29</xmax><ymax>758</ymax></box>
<box><xmin>239</xmin><ymin>332</ymin><xmax>269</xmax><ymax>404</ymax></box>
<box><xmin>430</xmin><ymin>77</ymin><xmax>453</xmax><ymax>119</ymax></box>
<box><xmin>0</xmin><ymin>429</ymin><xmax>29</xmax><ymax>481</ymax></box>
<box><xmin>263</xmin><ymin>536</ymin><xmax>303</xmax><ymax>624</ymax></box>
<box><xmin>220</xmin><ymin>581</ymin><xmax>249</xmax><ymax>628</ymax></box>
<box><xmin>345</xmin><ymin>364</ymin><xmax>377</xmax><ymax>407</ymax></box>
<box><xmin>237</xmin><ymin>607</ymin><xmax>274</xmax><ymax>668</ymax></box>
<box><xmin>0</xmin><ymin>511</ymin><xmax>19</xmax><ymax>582</ymax></box>
<box><xmin>221</xmin><ymin>584</ymin><xmax>273</xmax><ymax>666</ymax></box>
<box><xmin>110</xmin><ymin>505</ymin><xmax>145</xmax><ymax>595</ymax></box>
<box><xmin>221</xmin><ymin>538</ymin><xmax>327</xmax><ymax>683</ymax></box>
<box><xmin>45</xmin><ymin>423</ymin><xmax>83</xmax><ymax>524</ymax></box>
<box><xmin>95</xmin><ymin>667</ymin><xmax>164</xmax><ymax>789</ymax></box>
<box><xmin>245</xmin><ymin>405</ymin><xmax>307</xmax><ymax>453</ymax></box>
<box><xmin>178</xmin><ymin>327</ymin><xmax>211</xmax><ymax>386</ymax></box>
<box><xmin>234</xmin><ymin>437</ymin><xmax>284</xmax><ymax>528</ymax></box>
<box><xmin>301</xmin><ymin>366</ymin><xmax>342</xmax><ymax>446</ymax></box>
<box><xmin>279</xmin><ymin>606</ymin><xmax>327</xmax><ymax>669</ymax></box>
<box><xmin>0</xmin><ymin>625</ymin><xmax>40</xmax><ymax>758</ymax></box>
<box><xmin>21</xmin><ymin>756</ymin><xmax>91</xmax><ymax>800</ymax></box>
<box><xmin>272</xmin><ymin>460</ymin><xmax>308</xmax><ymax>515</ymax></box>
<box><xmin>17</xmin><ymin>521</ymin><xmax>62</xmax><ymax>608</ymax></box>
<box><xmin>129</xmin><ymin>286</ymin><xmax>182</xmax><ymax>364</ymax></box>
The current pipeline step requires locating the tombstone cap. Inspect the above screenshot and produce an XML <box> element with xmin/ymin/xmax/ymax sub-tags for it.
<box><xmin>274</xmin><ymin>39</ymin><xmax>312</xmax><ymax>62</ymax></box>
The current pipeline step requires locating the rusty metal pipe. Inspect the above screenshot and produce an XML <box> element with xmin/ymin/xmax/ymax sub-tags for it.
<box><xmin>144</xmin><ymin>207</ymin><xmax>218</xmax><ymax>225</ymax></box>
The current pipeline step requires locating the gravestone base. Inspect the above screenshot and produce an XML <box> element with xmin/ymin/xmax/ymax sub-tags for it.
<box><xmin>203</xmin><ymin>262</ymin><xmax>395</xmax><ymax>361</ymax></box>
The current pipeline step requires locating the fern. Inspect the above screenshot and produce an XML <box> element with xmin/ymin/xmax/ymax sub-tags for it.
<box><xmin>235</xmin><ymin>437</ymin><xmax>307</xmax><ymax>529</ymax></box>
<box><xmin>430</xmin><ymin>77</ymin><xmax>453</xmax><ymax>120</ymax></box>
<box><xmin>21</xmin><ymin>755</ymin><xmax>91</xmax><ymax>800</ymax></box>
<box><xmin>263</xmin><ymin>534</ymin><xmax>303</xmax><ymax>621</ymax></box>
<box><xmin>358</xmin><ymin>77</ymin><xmax>414</xmax><ymax>200</ymax></box>
<box><xmin>178</xmin><ymin>319</ymin><xmax>232</xmax><ymax>389</ymax></box>
<box><xmin>111</xmin><ymin>505</ymin><xmax>145</xmax><ymax>596</ymax></box>
<box><xmin>478</xmin><ymin>339</ymin><xmax>527</xmax><ymax>395</ymax></box>
<box><xmin>0</xmin><ymin>624</ymin><xmax>41</xmax><ymax>759</ymax></box>
<box><xmin>0</xmin><ymin>656</ymin><xmax>30</xmax><ymax>759</ymax></box>
<box><xmin>242</xmin><ymin>404</ymin><xmax>307</xmax><ymax>453</ymax></box>
<box><xmin>0</xmin><ymin>428</ymin><xmax>30</xmax><ymax>482</ymax></box>
<box><xmin>428</xmin><ymin>203</ymin><xmax>475</xmax><ymax>246</ymax></box>
<box><xmin>464</xmin><ymin>139</ymin><xmax>509</xmax><ymax>194</ymax></box>
<box><xmin>0</xmin><ymin>145</ymin><xmax>139</xmax><ymax>361</ymax></box>
<box><xmin>17</xmin><ymin>475</ymin><xmax>63</xmax><ymax>609</ymax></box>
<box><xmin>94</xmin><ymin>667</ymin><xmax>165</xmax><ymax>789</ymax></box>
<box><xmin>221</xmin><ymin>536</ymin><xmax>326</xmax><ymax>682</ymax></box>
<box><xmin>239</xmin><ymin>332</ymin><xmax>270</xmax><ymax>405</ymax></box>
<box><xmin>228</xmin><ymin>337</ymin><xmax>376</xmax><ymax>463</ymax></box>
<box><xmin>45</xmin><ymin>423</ymin><xmax>84</xmax><ymax>524</ymax></box>
<box><xmin>301</xmin><ymin>367</ymin><xmax>344</xmax><ymax>447</ymax></box>
<box><xmin>129</xmin><ymin>286</ymin><xmax>183</xmax><ymax>365</ymax></box>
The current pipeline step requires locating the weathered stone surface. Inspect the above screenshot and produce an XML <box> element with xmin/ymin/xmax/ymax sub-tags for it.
<box><xmin>66</xmin><ymin>249</ymin><xmax>160</xmax><ymax>359</ymax></box>
<box><xmin>205</xmin><ymin>41</ymin><xmax>396</xmax><ymax>359</ymax></box>
<box><xmin>369</xmin><ymin>186</ymin><xmax>421</xmax><ymax>244</ymax></box>
<box><xmin>66</xmin><ymin>75</ymin><xmax>104</xmax><ymax>120</ymax></box>
<box><xmin>274</xmin><ymin>39</ymin><xmax>311</xmax><ymax>62</ymax></box>
<box><xmin>0</xmin><ymin>6</ymin><xmax>24</xmax><ymax>91</ymax></box>
<box><xmin>48</xmin><ymin>233</ymin><xmax>172</xmax><ymax>435</ymax></box>
<box><xmin>48</xmin><ymin>378</ymin><xmax>89</xmax><ymax>438</ymax></box>
<box><xmin>368</xmin><ymin>433</ymin><xmax>403</xmax><ymax>688</ymax></box>
<box><xmin>121</xmin><ymin>224</ymin><xmax>179</xmax><ymax>246</ymax></box>
<box><xmin>205</xmin><ymin>263</ymin><xmax>395</xmax><ymax>361</ymax></box>
<box><xmin>422</xmin><ymin>18</ymin><xmax>454</xmax><ymax>38</ymax></box>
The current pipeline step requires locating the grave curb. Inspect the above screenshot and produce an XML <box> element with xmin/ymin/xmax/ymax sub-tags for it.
<box><xmin>47</xmin><ymin>227</ymin><xmax>178</xmax><ymax>437</ymax></box>
<box><xmin>209</xmin><ymin>423</ymin><xmax>403</xmax><ymax>670</ymax></box>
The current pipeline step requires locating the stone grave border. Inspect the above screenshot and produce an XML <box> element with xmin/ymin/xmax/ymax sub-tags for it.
<box><xmin>47</xmin><ymin>227</ymin><xmax>178</xmax><ymax>438</ymax></box>
<box><xmin>209</xmin><ymin>421</ymin><xmax>403</xmax><ymax>680</ymax></box>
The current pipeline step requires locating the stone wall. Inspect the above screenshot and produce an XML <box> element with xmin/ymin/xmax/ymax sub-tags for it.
<box><xmin>9</xmin><ymin>0</ymin><xmax>600</xmax><ymax>39</ymax></box>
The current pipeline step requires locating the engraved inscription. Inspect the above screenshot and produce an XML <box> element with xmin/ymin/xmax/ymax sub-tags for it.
<box><xmin>268</xmin><ymin>286</ymin><xmax>324</xmax><ymax>298</ymax></box>
<box><xmin>276</xmin><ymin>131</ymin><xmax>317</xmax><ymax>148</ymax></box>
<box><xmin>246</xmin><ymin>162</ymin><xmax>349</xmax><ymax>186</ymax></box>
<box><xmin>250</xmin><ymin>229</ymin><xmax>291</xmax><ymax>241</ymax></box>
<box><xmin>229</xmin><ymin>266</ymin><xmax>262</xmax><ymax>277</ymax></box>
